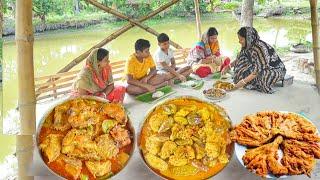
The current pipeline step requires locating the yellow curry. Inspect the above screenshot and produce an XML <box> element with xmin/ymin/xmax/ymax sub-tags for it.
<box><xmin>38</xmin><ymin>98</ymin><xmax>134</xmax><ymax>180</ymax></box>
<box><xmin>139</xmin><ymin>97</ymin><xmax>233</xmax><ymax>180</ymax></box>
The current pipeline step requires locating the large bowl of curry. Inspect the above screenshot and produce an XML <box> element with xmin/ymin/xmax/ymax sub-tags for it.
<box><xmin>138</xmin><ymin>96</ymin><xmax>234</xmax><ymax>180</ymax></box>
<box><xmin>36</xmin><ymin>96</ymin><xmax>135</xmax><ymax>180</ymax></box>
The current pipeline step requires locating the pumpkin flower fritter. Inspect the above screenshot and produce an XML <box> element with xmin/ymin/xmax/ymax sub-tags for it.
<box><xmin>141</xmin><ymin>99</ymin><xmax>232</xmax><ymax>178</ymax></box>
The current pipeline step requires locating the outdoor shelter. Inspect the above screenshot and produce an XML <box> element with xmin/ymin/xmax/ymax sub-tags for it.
<box><xmin>13</xmin><ymin>0</ymin><xmax>320</xmax><ymax>179</ymax></box>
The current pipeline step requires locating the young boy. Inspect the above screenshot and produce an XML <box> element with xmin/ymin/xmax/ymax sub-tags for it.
<box><xmin>154</xmin><ymin>33</ymin><xmax>192</xmax><ymax>82</ymax></box>
<box><xmin>125</xmin><ymin>39</ymin><xmax>168</xmax><ymax>95</ymax></box>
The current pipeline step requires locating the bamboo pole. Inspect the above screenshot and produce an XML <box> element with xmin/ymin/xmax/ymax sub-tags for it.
<box><xmin>16</xmin><ymin>0</ymin><xmax>36</xmax><ymax>134</ymax></box>
<box><xmin>16</xmin><ymin>0</ymin><xmax>35</xmax><ymax>179</ymax></box>
<box><xmin>310</xmin><ymin>0</ymin><xmax>320</xmax><ymax>94</ymax></box>
<box><xmin>16</xmin><ymin>135</ymin><xmax>34</xmax><ymax>180</ymax></box>
<box><xmin>0</xmin><ymin>0</ymin><xmax>3</xmax><ymax>36</ymax></box>
<box><xmin>57</xmin><ymin>0</ymin><xmax>180</xmax><ymax>74</ymax></box>
<box><xmin>87</xmin><ymin>0</ymin><xmax>183</xmax><ymax>49</ymax></box>
<box><xmin>194</xmin><ymin>0</ymin><xmax>202</xmax><ymax>40</ymax></box>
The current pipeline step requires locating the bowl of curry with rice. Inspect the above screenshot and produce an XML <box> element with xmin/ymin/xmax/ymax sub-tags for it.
<box><xmin>138</xmin><ymin>96</ymin><xmax>234</xmax><ymax>180</ymax></box>
<box><xmin>36</xmin><ymin>96</ymin><xmax>135</xmax><ymax>180</ymax></box>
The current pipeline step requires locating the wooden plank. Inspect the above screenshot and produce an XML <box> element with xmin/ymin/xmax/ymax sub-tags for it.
<box><xmin>37</xmin><ymin>89</ymin><xmax>71</xmax><ymax>101</ymax></box>
<box><xmin>35</xmin><ymin>76</ymin><xmax>76</xmax><ymax>88</ymax></box>
<box><xmin>35</xmin><ymin>70</ymin><xmax>80</xmax><ymax>81</ymax></box>
<box><xmin>110</xmin><ymin>60</ymin><xmax>125</xmax><ymax>66</ymax></box>
<box><xmin>36</xmin><ymin>82</ymin><xmax>73</xmax><ymax>95</ymax></box>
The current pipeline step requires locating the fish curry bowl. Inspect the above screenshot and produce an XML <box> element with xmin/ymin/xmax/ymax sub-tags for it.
<box><xmin>36</xmin><ymin>96</ymin><xmax>135</xmax><ymax>180</ymax></box>
<box><xmin>138</xmin><ymin>96</ymin><xmax>234</xmax><ymax>180</ymax></box>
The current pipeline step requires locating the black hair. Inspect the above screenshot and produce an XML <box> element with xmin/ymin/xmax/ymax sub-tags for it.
<box><xmin>207</xmin><ymin>27</ymin><xmax>218</xmax><ymax>36</ymax></box>
<box><xmin>237</xmin><ymin>27</ymin><xmax>247</xmax><ymax>38</ymax></box>
<box><xmin>135</xmin><ymin>39</ymin><xmax>151</xmax><ymax>52</ymax></box>
<box><xmin>97</xmin><ymin>48</ymin><xmax>109</xmax><ymax>62</ymax></box>
<box><xmin>157</xmin><ymin>33</ymin><xmax>170</xmax><ymax>43</ymax></box>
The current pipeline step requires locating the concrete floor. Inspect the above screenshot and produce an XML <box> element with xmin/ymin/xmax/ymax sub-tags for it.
<box><xmin>32</xmin><ymin>79</ymin><xmax>320</xmax><ymax>180</ymax></box>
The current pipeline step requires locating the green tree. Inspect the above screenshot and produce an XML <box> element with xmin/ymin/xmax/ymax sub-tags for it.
<box><xmin>32</xmin><ymin>0</ymin><xmax>55</xmax><ymax>25</ymax></box>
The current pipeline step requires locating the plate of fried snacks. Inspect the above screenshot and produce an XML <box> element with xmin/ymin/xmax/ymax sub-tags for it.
<box><xmin>138</xmin><ymin>96</ymin><xmax>234</xmax><ymax>180</ymax></box>
<box><xmin>37</xmin><ymin>96</ymin><xmax>135</xmax><ymax>180</ymax></box>
<box><xmin>231</xmin><ymin>111</ymin><xmax>320</xmax><ymax>178</ymax></box>
<box><xmin>213</xmin><ymin>80</ymin><xmax>235</xmax><ymax>91</ymax></box>
<box><xmin>203</xmin><ymin>88</ymin><xmax>226</xmax><ymax>101</ymax></box>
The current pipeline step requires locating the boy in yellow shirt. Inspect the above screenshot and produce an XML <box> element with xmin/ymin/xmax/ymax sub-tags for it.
<box><xmin>125</xmin><ymin>39</ymin><xmax>168</xmax><ymax>95</ymax></box>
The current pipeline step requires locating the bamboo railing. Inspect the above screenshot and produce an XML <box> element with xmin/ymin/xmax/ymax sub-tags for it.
<box><xmin>35</xmin><ymin>48</ymin><xmax>190</xmax><ymax>102</ymax></box>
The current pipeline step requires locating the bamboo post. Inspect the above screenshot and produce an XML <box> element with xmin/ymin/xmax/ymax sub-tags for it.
<box><xmin>310</xmin><ymin>0</ymin><xmax>320</xmax><ymax>94</ymax></box>
<box><xmin>16</xmin><ymin>135</ymin><xmax>34</xmax><ymax>180</ymax></box>
<box><xmin>194</xmin><ymin>0</ymin><xmax>202</xmax><ymax>40</ymax></box>
<box><xmin>16</xmin><ymin>0</ymin><xmax>36</xmax><ymax>134</ymax></box>
<box><xmin>57</xmin><ymin>0</ymin><xmax>180</xmax><ymax>74</ymax></box>
<box><xmin>16</xmin><ymin>0</ymin><xmax>35</xmax><ymax>178</ymax></box>
<box><xmin>86</xmin><ymin>0</ymin><xmax>183</xmax><ymax>49</ymax></box>
<box><xmin>0</xmin><ymin>0</ymin><xmax>3</xmax><ymax>36</ymax></box>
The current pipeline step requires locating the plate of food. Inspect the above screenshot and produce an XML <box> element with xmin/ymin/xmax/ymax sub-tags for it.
<box><xmin>36</xmin><ymin>96</ymin><xmax>135</xmax><ymax>180</ymax></box>
<box><xmin>213</xmin><ymin>80</ymin><xmax>235</xmax><ymax>91</ymax></box>
<box><xmin>231</xmin><ymin>111</ymin><xmax>320</xmax><ymax>179</ymax></box>
<box><xmin>203</xmin><ymin>88</ymin><xmax>226</xmax><ymax>101</ymax></box>
<box><xmin>138</xmin><ymin>96</ymin><xmax>234</xmax><ymax>180</ymax></box>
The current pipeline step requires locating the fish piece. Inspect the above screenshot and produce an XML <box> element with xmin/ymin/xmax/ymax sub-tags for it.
<box><xmin>110</xmin><ymin>125</ymin><xmax>131</xmax><ymax>148</ymax></box>
<box><xmin>100</xmin><ymin>103</ymin><xmax>127</xmax><ymax>125</ymax></box>
<box><xmin>158</xmin><ymin>117</ymin><xmax>174</xmax><ymax>133</ymax></box>
<box><xmin>205</xmin><ymin>142</ymin><xmax>220</xmax><ymax>159</ymax></box>
<box><xmin>61</xmin><ymin>129</ymin><xmax>98</xmax><ymax>160</ymax></box>
<box><xmin>145</xmin><ymin>153</ymin><xmax>168</xmax><ymax>171</ymax></box>
<box><xmin>67</xmin><ymin>109</ymin><xmax>99</xmax><ymax>129</ymax></box>
<box><xmin>159</xmin><ymin>141</ymin><xmax>177</xmax><ymax>159</ymax></box>
<box><xmin>174</xmin><ymin>116</ymin><xmax>188</xmax><ymax>125</ymax></box>
<box><xmin>85</xmin><ymin>160</ymin><xmax>112</xmax><ymax>178</ymax></box>
<box><xmin>39</xmin><ymin>134</ymin><xmax>63</xmax><ymax>163</ymax></box>
<box><xmin>53</xmin><ymin>103</ymin><xmax>71</xmax><ymax>131</ymax></box>
<box><xmin>149</xmin><ymin>113</ymin><xmax>169</xmax><ymax>132</ymax></box>
<box><xmin>96</xmin><ymin>134</ymin><xmax>119</xmax><ymax>160</ymax></box>
<box><xmin>194</xmin><ymin>143</ymin><xmax>205</xmax><ymax>160</ymax></box>
<box><xmin>162</xmin><ymin>104</ymin><xmax>177</xmax><ymax>115</ymax></box>
<box><xmin>145</xmin><ymin>135</ymin><xmax>163</xmax><ymax>155</ymax></box>
<box><xmin>60</xmin><ymin>155</ymin><xmax>82</xmax><ymax>180</ymax></box>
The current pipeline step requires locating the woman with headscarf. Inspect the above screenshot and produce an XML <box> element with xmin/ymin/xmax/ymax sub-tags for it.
<box><xmin>232</xmin><ymin>27</ymin><xmax>286</xmax><ymax>93</ymax></box>
<box><xmin>72</xmin><ymin>48</ymin><xmax>126</xmax><ymax>103</ymax></box>
<box><xmin>187</xmin><ymin>27</ymin><xmax>231</xmax><ymax>78</ymax></box>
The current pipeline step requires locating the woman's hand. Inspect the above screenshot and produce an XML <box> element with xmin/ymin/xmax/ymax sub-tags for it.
<box><xmin>235</xmin><ymin>79</ymin><xmax>246</xmax><ymax>89</ymax></box>
<box><xmin>221</xmin><ymin>65</ymin><xmax>231</xmax><ymax>75</ymax></box>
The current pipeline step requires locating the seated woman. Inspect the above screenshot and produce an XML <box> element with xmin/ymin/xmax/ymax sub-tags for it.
<box><xmin>72</xmin><ymin>48</ymin><xmax>126</xmax><ymax>103</ymax></box>
<box><xmin>232</xmin><ymin>27</ymin><xmax>286</xmax><ymax>93</ymax></box>
<box><xmin>187</xmin><ymin>27</ymin><xmax>231</xmax><ymax>78</ymax></box>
